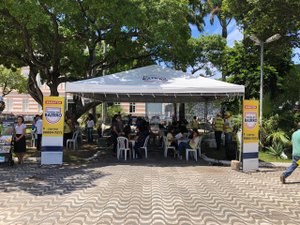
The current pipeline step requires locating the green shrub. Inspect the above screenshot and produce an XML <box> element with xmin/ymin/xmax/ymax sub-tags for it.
<box><xmin>266</xmin><ymin>130</ymin><xmax>290</xmax><ymax>146</ymax></box>
<box><xmin>266</xmin><ymin>142</ymin><xmax>286</xmax><ymax>159</ymax></box>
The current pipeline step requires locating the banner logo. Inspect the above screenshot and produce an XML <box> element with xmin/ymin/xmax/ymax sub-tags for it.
<box><xmin>243</xmin><ymin>100</ymin><xmax>259</xmax><ymax>143</ymax></box>
<box><xmin>45</xmin><ymin>107</ymin><xmax>62</xmax><ymax>124</ymax></box>
<box><xmin>142</xmin><ymin>76</ymin><xmax>167</xmax><ymax>82</ymax></box>
<box><xmin>244</xmin><ymin>112</ymin><xmax>257</xmax><ymax>129</ymax></box>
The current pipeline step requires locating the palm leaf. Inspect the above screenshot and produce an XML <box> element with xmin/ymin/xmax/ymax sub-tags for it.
<box><xmin>266</xmin><ymin>130</ymin><xmax>290</xmax><ymax>145</ymax></box>
<box><xmin>266</xmin><ymin>142</ymin><xmax>285</xmax><ymax>158</ymax></box>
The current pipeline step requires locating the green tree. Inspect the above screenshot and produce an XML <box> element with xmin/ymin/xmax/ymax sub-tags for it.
<box><xmin>0</xmin><ymin>0</ymin><xmax>192</xmax><ymax>119</ymax></box>
<box><xmin>223</xmin><ymin>0</ymin><xmax>299</xmax><ymax>98</ymax></box>
<box><xmin>185</xmin><ymin>35</ymin><xmax>226</xmax><ymax>76</ymax></box>
<box><xmin>0</xmin><ymin>66</ymin><xmax>27</xmax><ymax>97</ymax></box>
<box><xmin>224</xmin><ymin>0</ymin><xmax>300</xmax><ymax>49</ymax></box>
<box><xmin>226</xmin><ymin>42</ymin><xmax>282</xmax><ymax>100</ymax></box>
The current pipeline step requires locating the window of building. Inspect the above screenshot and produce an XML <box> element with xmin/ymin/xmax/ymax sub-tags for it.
<box><xmin>7</xmin><ymin>99</ymin><xmax>13</xmax><ymax>112</ymax></box>
<box><xmin>22</xmin><ymin>99</ymin><xmax>29</xmax><ymax>112</ymax></box>
<box><xmin>129</xmin><ymin>102</ymin><xmax>136</xmax><ymax>113</ymax></box>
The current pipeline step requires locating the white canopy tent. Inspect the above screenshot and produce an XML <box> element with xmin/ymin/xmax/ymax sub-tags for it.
<box><xmin>65</xmin><ymin>65</ymin><xmax>245</xmax><ymax>102</ymax></box>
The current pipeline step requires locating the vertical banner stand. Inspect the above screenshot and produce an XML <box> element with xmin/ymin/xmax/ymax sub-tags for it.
<box><xmin>41</xmin><ymin>96</ymin><xmax>65</xmax><ymax>165</ymax></box>
<box><xmin>242</xmin><ymin>100</ymin><xmax>259</xmax><ymax>172</ymax></box>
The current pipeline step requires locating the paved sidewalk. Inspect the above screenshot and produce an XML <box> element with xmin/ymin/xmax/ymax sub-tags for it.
<box><xmin>0</xmin><ymin>161</ymin><xmax>299</xmax><ymax>225</ymax></box>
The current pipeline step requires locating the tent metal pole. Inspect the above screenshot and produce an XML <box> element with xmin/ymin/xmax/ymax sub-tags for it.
<box><xmin>239</xmin><ymin>94</ymin><xmax>245</xmax><ymax>164</ymax></box>
<box><xmin>204</xmin><ymin>100</ymin><xmax>208</xmax><ymax>122</ymax></box>
<box><xmin>65</xmin><ymin>86</ymin><xmax>68</xmax><ymax>112</ymax></box>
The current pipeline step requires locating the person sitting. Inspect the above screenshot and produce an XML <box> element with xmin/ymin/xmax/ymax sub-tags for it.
<box><xmin>166</xmin><ymin>127</ymin><xmax>177</xmax><ymax>150</ymax></box>
<box><xmin>123</xmin><ymin>124</ymin><xmax>132</xmax><ymax>139</ymax></box>
<box><xmin>177</xmin><ymin>130</ymin><xmax>200</xmax><ymax>159</ymax></box>
<box><xmin>134</xmin><ymin>125</ymin><xmax>150</xmax><ymax>159</ymax></box>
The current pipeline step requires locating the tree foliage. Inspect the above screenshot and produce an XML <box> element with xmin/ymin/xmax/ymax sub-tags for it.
<box><xmin>183</xmin><ymin>35</ymin><xmax>226</xmax><ymax>76</ymax></box>
<box><xmin>223</xmin><ymin>0</ymin><xmax>299</xmax><ymax>99</ymax></box>
<box><xmin>224</xmin><ymin>0</ymin><xmax>300</xmax><ymax>48</ymax></box>
<box><xmin>226</xmin><ymin>42</ymin><xmax>283</xmax><ymax>99</ymax></box>
<box><xmin>0</xmin><ymin>66</ymin><xmax>27</xmax><ymax>97</ymax></box>
<box><xmin>0</xmin><ymin>0</ymin><xmax>193</xmax><ymax>118</ymax></box>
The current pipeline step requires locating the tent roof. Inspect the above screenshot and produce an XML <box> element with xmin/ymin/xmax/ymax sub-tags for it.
<box><xmin>66</xmin><ymin>65</ymin><xmax>244</xmax><ymax>102</ymax></box>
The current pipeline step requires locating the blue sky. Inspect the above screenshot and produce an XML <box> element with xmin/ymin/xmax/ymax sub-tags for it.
<box><xmin>192</xmin><ymin>16</ymin><xmax>299</xmax><ymax>64</ymax></box>
<box><xmin>190</xmin><ymin>16</ymin><xmax>243</xmax><ymax>47</ymax></box>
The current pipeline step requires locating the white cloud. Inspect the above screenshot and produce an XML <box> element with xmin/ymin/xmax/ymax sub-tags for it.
<box><xmin>226</xmin><ymin>20</ymin><xmax>243</xmax><ymax>47</ymax></box>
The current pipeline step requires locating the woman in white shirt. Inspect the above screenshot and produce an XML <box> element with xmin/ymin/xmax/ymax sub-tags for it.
<box><xmin>14</xmin><ymin>116</ymin><xmax>27</xmax><ymax>164</ymax></box>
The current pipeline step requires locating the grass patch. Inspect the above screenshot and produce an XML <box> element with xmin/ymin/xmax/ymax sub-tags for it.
<box><xmin>63</xmin><ymin>149</ymin><xmax>99</xmax><ymax>163</ymax></box>
<box><xmin>259</xmin><ymin>151</ymin><xmax>292</xmax><ymax>163</ymax></box>
<box><xmin>202</xmin><ymin>145</ymin><xmax>293</xmax><ymax>163</ymax></box>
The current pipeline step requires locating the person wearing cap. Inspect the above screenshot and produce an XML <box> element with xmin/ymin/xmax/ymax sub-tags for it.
<box><xmin>224</xmin><ymin>111</ymin><xmax>233</xmax><ymax>160</ymax></box>
<box><xmin>212</xmin><ymin>113</ymin><xmax>224</xmax><ymax>150</ymax></box>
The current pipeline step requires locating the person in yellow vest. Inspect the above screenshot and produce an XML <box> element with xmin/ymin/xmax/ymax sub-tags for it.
<box><xmin>224</xmin><ymin>111</ymin><xmax>234</xmax><ymax>160</ymax></box>
<box><xmin>190</xmin><ymin>116</ymin><xmax>199</xmax><ymax>130</ymax></box>
<box><xmin>212</xmin><ymin>113</ymin><xmax>224</xmax><ymax>150</ymax></box>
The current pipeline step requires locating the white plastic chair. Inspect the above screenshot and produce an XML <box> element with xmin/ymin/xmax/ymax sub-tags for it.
<box><xmin>163</xmin><ymin>136</ymin><xmax>176</xmax><ymax>158</ymax></box>
<box><xmin>197</xmin><ymin>136</ymin><xmax>203</xmax><ymax>158</ymax></box>
<box><xmin>117</xmin><ymin>137</ymin><xmax>132</xmax><ymax>160</ymax></box>
<box><xmin>186</xmin><ymin>148</ymin><xmax>198</xmax><ymax>161</ymax></box>
<box><xmin>186</xmin><ymin>136</ymin><xmax>203</xmax><ymax>161</ymax></box>
<box><xmin>66</xmin><ymin>131</ymin><xmax>79</xmax><ymax>150</ymax></box>
<box><xmin>139</xmin><ymin>135</ymin><xmax>150</xmax><ymax>159</ymax></box>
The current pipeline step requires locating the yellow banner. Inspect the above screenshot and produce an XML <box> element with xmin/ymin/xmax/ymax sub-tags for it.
<box><xmin>243</xmin><ymin>100</ymin><xmax>259</xmax><ymax>143</ymax></box>
<box><xmin>42</xmin><ymin>96</ymin><xmax>65</xmax><ymax>137</ymax></box>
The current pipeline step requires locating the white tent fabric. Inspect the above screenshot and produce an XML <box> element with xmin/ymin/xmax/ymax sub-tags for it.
<box><xmin>66</xmin><ymin>65</ymin><xmax>244</xmax><ymax>102</ymax></box>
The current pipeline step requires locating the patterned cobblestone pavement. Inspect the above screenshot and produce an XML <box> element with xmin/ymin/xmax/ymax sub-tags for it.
<box><xmin>0</xmin><ymin>161</ymin><xmax>299</xmax><ymax>225</ymax></box>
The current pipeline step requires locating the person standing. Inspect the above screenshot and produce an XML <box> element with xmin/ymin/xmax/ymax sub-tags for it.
<box><xmin>127</xmin><ymin>114</ymin><xmax>133</xmax><ymax>126</ymax></box>
<box><xmin>111</xmin><ymin>114</ymin><xmax>124</xmax><ymax>155</ymax></box>
<box><xmin>280</xmin><ymin>122</ymin><xmax>300</xmax><ymax>184</ymax></box>
<box><xmin>35</xmin><ymin>114</ymin><xmax>43</xmax><ymax>151</ymax></box>
<box><xmin>212</xmin><ymin>113</ymin><xmax>224</xmax><ymax>150</ymax></box>
<box><xmin>14</xmin><ymin>116</ymin><xmax>27</xmax><ymax>164</ymax></box>
<box><xmin>224</xmin><ymin>111</ymin><xmax>233</xmax><ymax>160</ymax></box>
<box><xmin>86</xmin><ymin>113</ymin><xmax>95</xmax><ymax>144</ymax></box>
<box><xmin>63</xmin><ymin>115</ymin><xmax>73</xmax><ymax>147</ymax></box>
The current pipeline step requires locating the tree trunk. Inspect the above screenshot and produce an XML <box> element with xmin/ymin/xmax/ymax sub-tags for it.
<box><xmin>221</xmin><ymin>24</ymin><xmax>227</xmax><ymax>39</ymax></box>
<box><xmin>49</xmin><ymin>83</ymin><xmax>59</xmax><ymax>96</ymax></box>
<box><xmin>69</xmin><ymin>95</ymin><xmax>101</xmax><ymax>120</ymax></box>
<box><xmin>27</xmin><ymin>66</ymin><xmax>43</xmax><ymax>106</ymax></box>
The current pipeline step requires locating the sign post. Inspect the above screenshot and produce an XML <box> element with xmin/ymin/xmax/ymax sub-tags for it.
<box><xmin>242</xmin><ymin>100</ymin><xmax>259</xmax><ymax>172</ymax></box>
<box><xmin>41</xmin><ymin>96</ymin><xmax>65</xmax><ymax>165</ymax></box>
